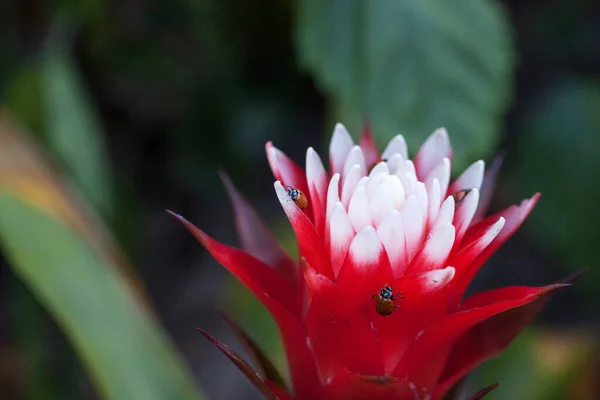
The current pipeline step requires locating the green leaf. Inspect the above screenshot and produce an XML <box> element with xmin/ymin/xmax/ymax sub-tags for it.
<box><xmin>296</xmin><ymin>0</ymin><xmax>515</xmax><ymax>169</ymax></box>
<box><xmin>43</xmin><ymin>36</ymin><xmax>114</xmax><ymax>217</ymax></box>
<box><xmin>0</xmin><ymin>193</ymin><xmax>203</xmax><ymax>400</ymax></box>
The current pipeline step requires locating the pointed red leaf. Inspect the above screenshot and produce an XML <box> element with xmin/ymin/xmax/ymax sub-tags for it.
<box><xmin>168</xmin><ymin>211</ymin><xmax>300</xmax><ymax>316</ymax></box>
<box><xmin>197</xmin><ymin>328</ymin><xmax>280</xmax><ymax>400</ymax></box>
<box><xmin>274</xmin><ymin>182</ymin><xmax>333</xmax><ymax>279</ymax></box>
<box><xmin>448</xmin><ymin>194</ymin><xmax>540</xmax><ymax>307</ymax></box>
<box><xmin>366</xmin><ymin>267</ymin><xmax>455</xmax><ymax>374</ymax></box>
<box><xmin>219</xmin><ymin>171</ymin><xmax>297</xmax><ymax>281</ymax></box>
<box><xmin>449</xmin><ymin>217</ymin><xmax>505</xmax><ymax>270</ymax></box>
<box><xmin>460</xmin><ymin>284</ymin><xmax>568</xmax><ymax>310</ymax></box>
<box><xmin>303</xmin><ymin>265</ymin><xmax>383</xmax><ymax>380</ymax></box>
<box><xmin>393</xmin><ymin>283</ymin><xmax>567</xmax><ymax>395</ymax></box>
<box><xmin>220</xmin><ymin>313</ymin><xmax>288</xmax><ymax>392</ymax></box>
<box><xmin>336</xmin><ymin>227</ymin><xmax>393</xmax><ymax>305</ymax></box>
<box><xmin>320</xmin><ymin>370</ymin><xmax>413</xmax><ymax>400</ymax></box>
<box><xmin>467</xmin><ymin>383</ymin><xmax>499</xmax><ymax>400</ymax></box>
<box><xmin>170</xmin><ymin>211</ymin><xmax>320</xmax><ymax>397</ymax></box>
<box><xmin>271</xmin><ymin>298</ymin><xmax>321</xmax><ymax>399</ymax></box>
<box><xmin>434</xmin><ymin>285</ymin><xmax>567</xmax><ymax>398</ymax></box>
<box><xmin>556</xmin><ymin>269</ymin><xmax>586</xmax><ymax>284</ymax></box>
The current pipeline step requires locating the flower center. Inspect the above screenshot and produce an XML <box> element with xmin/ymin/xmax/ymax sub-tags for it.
<box><xmin>340</xmin><ymin>156</ymin><xmax>420</xmax><ymax>231</ymax></box>
<box><xmin>325</xmin><ymin>140</ymin><xmax>455</xmax><ymax>277</ymax></box>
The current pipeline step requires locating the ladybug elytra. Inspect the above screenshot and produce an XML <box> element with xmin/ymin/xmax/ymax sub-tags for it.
<box><xmin>285</xmin><ymin>186</ymin><xmax>308</xmax><ymax>210</ymax></box>
<box><xmin>372</xmin><ymin>285</ymin><xmax>404</xmax><ymax>316</ymax></box>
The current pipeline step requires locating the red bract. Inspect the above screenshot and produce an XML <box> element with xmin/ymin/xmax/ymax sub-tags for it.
<box><xmin>171</xmin><ymin>124</ymin><xmax>568</xmax><ymax>400</ymax></box>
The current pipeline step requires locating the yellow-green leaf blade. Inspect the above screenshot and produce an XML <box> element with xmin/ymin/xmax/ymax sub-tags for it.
<box><xmin>0</xmin><ymin>193</ymin><xmax>203</xmax><ymax>400</ymax></box>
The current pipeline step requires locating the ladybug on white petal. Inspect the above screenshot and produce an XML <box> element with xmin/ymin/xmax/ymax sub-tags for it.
<box><xmin>285</xmin><ymin>186</ymin><xmax>308</xmax><ymax>210</ymax></box>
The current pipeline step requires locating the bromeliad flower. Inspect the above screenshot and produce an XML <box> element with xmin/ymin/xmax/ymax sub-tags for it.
<box><xmin>170</xmin><ymin>124</ymin><xmax>568</xmax><ymax>400</ymax></box>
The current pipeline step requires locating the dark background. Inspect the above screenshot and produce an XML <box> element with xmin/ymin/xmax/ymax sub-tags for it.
<box><xmin>0</xmin><ymin>1</ymin><xmax>599</xmax><ymax>399</ymax></box>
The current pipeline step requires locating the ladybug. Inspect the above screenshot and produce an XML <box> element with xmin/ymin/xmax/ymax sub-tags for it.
<box><xmin>285</xmin><ymin>186</ymin><xmax>308</xmax><ymax>210</ymax></box>
<box><xmin>451</xmin><ymin>188</ymin><xmax>473</xmax><ymax>205</ymax></box>
<box><xmin>371</xmin><ymin>285</ymin><xmax>404</xmax><ymax>316</ymax></box>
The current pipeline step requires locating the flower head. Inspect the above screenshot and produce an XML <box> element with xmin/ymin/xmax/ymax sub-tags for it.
<box><xmin>171</xmin><ymin>124</ymin><xmax>567</xmax><ymax>400</ymax></box>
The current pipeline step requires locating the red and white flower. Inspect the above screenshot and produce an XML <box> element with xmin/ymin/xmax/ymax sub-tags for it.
<box><xmin>170</xmin><ymin>124</ymin><xmax>567</xmax><ymax>400</ymax></box>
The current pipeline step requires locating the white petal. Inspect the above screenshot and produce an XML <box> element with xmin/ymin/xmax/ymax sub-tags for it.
<box><xmin>413</xmin><ymin>223</ymin><xmax>455</xmax><ymax>272</ymax></box>
<box><xmin>381</xmin><ymin>134</ymin><xmax>408</xmax><ymax>160</ymax></box>
<box><xmin>475</xmin><ymin>156</ymin><xmax>503</xmax><ymax>223</ymax></box>
<box><xmin>377</xmin><ymin>210</ymin><xmax>407</xmax><ymax>276</ymax></box>
<box><xmin>432</xmin><ymin>196</ymin><xmax>455</xmax><ymax>232</ymax></box>
<box><xmin>450</xmin><ymin>160</ymin><xmax>484</xmax><ymax>193</ymax></box>
<box><xmin>425</xmin><ymin>158</ymin><xmax>451</xmax><ymax>199</ymax></box>
<box><xmin>265</xmin><ymin>143</ymin><xmax>285</xmax><ymax>179</ymax></box>
<box><xmin>347</xmin><ymin>187</ymin><xmax>373</xmax><ymax>232</ymax></box>
<box><xmin>415</xmin><ymin>181</ymin><xmax>428</xmax><ymax>219</ymax></box>
<box><xmin>329</xmin><ymin>123</ymin><xmax>354</xmax><ymax>175</ymax></box>
<box><xmin>325</xmin><ymin>173</ymin><xmax>341</xmax><ymax>234</ymax></box>
<box><xmin>343</xmin><ymin>145</ymin><xmax>366</xmax><ymax>178</ymax></box>
<box><xmin>385</xmin><ymin>154</ymin><xmax>404</xmax><ymax>174</ymax></box>
<box><xmin>265</xmin><ymin>143</ymin><xmax>306</xmax><ymax>189</ymax></box>
<box><xmin>306</xmin><ymin>147</ymin><xmax>327</xmax><ymax>206</ymax></box>
<box><xmin>401</xmin><ymin>195</ymin><xmax>425</xmax><ymax>262</ymax></box>
<box><xmin>348</xmin><ymin>226</ymin><xmax>382</xmax><ymax>265</ymax></box>
<box><xmin>368</xmin><ymin>169</ymin><xmax>391</xmax><ymax>196</ymax></box>
<box><xmin>274</xmin><ymin>181</ymin><xmax>304</xmax><ymax>220</ymax></box>
<box><xmin>464</xmin><ymin>217</ymin><xmax>505</xmax><ymax>254</ymax></box>
<box><xmin>405</xmin><ymin>160</ymin><xmax>417</xmax><ymax>177</ymax></box>
<box><xmin>370</xmin><ymin>183</ymin><xmax>394</xmax><ymax>227</ymax></box>
<box><xmin>368</xmin><ymin>160</ymin><xmax>389</xmax><ymax>177</ymax></box>
<box><xmin>355</xmin><ymin>176</ymin><xmax>369</xmax><ymax>191</ymax></box>
<box><xmin>427</xmin><ymin>178</ymin><xmax>442</xmax><ymax>228</ymax></box>
<box><xmin>385</xmin><ymin>175</ymin><xmax>405</xmax><ymax>210</ymax></box>
<box><xmin>415</xmin><ymin>127</ymin><xmax>451</xmax><ymax>179</ymax></box>
<box><xmin>394</xmin><ymin>162</ymin><xmax>417</xmax><ymax>196</ymax></box>
<box><xmin>341</xmin><ymin>164</ymin><xmax>363</xmax><ymax>209</ymax></box>
<box><xmin>454</xmin><ymin>188</ymin><xmax>479</xmax><ymax>243</ymax></box>
<box><xmin>419</xmin><ymin>267</ymin><xmax>455</xmax><ymax>290</ymax></box>
<box><xmin>329</xmin><ymin>202</ymin><xmax>355</xmax><ymax>276</ymax></box>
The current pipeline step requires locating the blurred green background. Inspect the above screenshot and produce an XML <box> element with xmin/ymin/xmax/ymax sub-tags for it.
<box><xmin>0</xmin><ymin>0</ymin><xmax>599</xmax><ymax>399</ymax></box>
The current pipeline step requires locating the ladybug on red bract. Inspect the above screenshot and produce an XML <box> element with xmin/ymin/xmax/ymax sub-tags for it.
<box><xmin>372</xmin><ymin>285</ymin><xmax>404</xmax><ymax>316</ymax></box>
